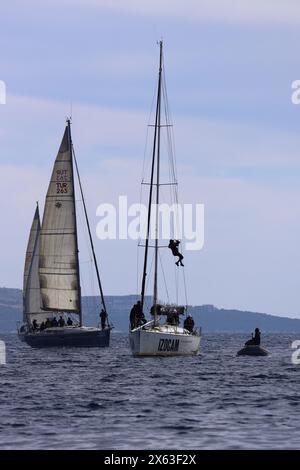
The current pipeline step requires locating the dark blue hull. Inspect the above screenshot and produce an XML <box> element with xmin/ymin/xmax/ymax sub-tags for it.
<box><xmin>19</xmin><ymin>327</ymin><xmax>111</xmax><ymax>348</ymax></box>
<box><xmin>237</xmin><ymin>345</ymin><xmax>269</xmax><ymax>356</ymax></box>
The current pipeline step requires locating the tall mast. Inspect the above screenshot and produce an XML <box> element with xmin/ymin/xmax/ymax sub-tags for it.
<box><xmin>140</xmin><ymin>41</ymin><xmax>163</xmax><ymax>314</ymax></box>
<box><xmin>72</xmin><ymin>144</ymin><xmax>108</xmax><ymax>320</ymax></box>
<box><xmin>67</xmin><ymin>119</ymin><xmax>82</xmax><ymax>327</ymax></box>
<box><xmin>153</xmin><ymin>40</ymin><xmax>163</xmax><ymax>322</ymax></box>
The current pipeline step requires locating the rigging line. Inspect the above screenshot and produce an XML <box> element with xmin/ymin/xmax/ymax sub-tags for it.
<box><xmin>71</xmin><ymin>143</ymin><xmax>109</xmax><ymax>321</ymax></box>
<box><xmin>159</xmin><ymin>250</ymin><xmax>170</xmax><ymax>304</ymax></box>
<box><xmin>161</xmin><ymin>67</ymin><xmax>181</xmax><ymax>239</ymax></box>
<box><xmin>145</xmin><ymin>250</ymin><xmax>154</xmax><ymax>293</ymax></box>
<box><xmin>175</xmin><ymin>262</ymin><xmax>179</xmax><ymax>306</ymax></box>
<box><xmin>182</xmin><ymin>267</ymin><xmax>188</xmax><ymax>309</ymax></box>
<box><xmin>144</xmin><ymin>250</ymin><xmax>155</xmax><ymax>314</ymax></box>
<box><xmin>140</xmin><ymin>42</ymin><xmax>162</xmax><ymax>314</ymax></box>
<box><xmin>136</xmin><ymin>242</ymin><xmax>139</xmax><ymax>300</ymax></box>
<box><xmin>143</xmin><ymin>83</ymin><xmax>157</xmax><ymax>175</ymax></box>
<box><xmin>76</xmin><ymin>198</ymin><xmax>94</xmax><ymax>256</ymax></box>
<box><xmin>76</xmin><ymin>192</ymin><xmax>97</xmax><ymax>304</ymax></box>
<box><xmin>163</xmin><ymin>84</ymin><xmax>178</xmax><ymax>203</ymax></box>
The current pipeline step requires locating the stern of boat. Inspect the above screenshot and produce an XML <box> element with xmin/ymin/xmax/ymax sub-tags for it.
<box><xmin>129</xmin><ymin>325</ymin><xmax>201</xmax><ymax>357</ymax></box>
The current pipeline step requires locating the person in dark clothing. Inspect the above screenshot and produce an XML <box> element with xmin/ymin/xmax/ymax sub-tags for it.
<box><xmin>184</xmin><ymin>314</ymin><xmax>195</xmax><ymax>333</ymax></box>
<box><xmin>32</xmin><ymin>319</ymin><xmax>39</xmax><ymax>331</ymax></box>
<box><xmin>245</xmin><ymin>328</ymin><xmax>261</xmax><ymax>346</ymax></box>
<box><xmin>174</xmin><ymin>311</ymin><xmax>180</xmax><ymax>325</ymax></box>
<box><xmin>167</xmin><ymin>310</ymin><xmax>180</xmax><ymax>326</ymax></box>
<box><xmin>58</xmin><ymin>316</ymin><xmax>65</xmax><ymax>327</ymax></box>
<box><xmin>40</xmin><ymin>321</ymin><xmax>45</xmax><ymax>331</ymax></box>
<box><xmin>130</xmin><ymin>301</ymin><xmax>145</xmax><ymax>329</ymax></box>
<box><xmin>51</xmin><ymin>317</ymin><xmax>58</xmax><ymax>327</ymax></box>
<box><xmin>167</xmin><ymin>311</ymin><xmax>175</xmax><ymax>325</ymax></box>
<box><xmin>150</xmin><ymin>304</ymin><xmax>162</xmax><ymax>317</ymax></box>
<box><xmin>67</xmin><ymin>317</ymin><xmax>73</xmax><ymax>326</ymax></box>
<box><xmin>45</xmin><ymin>318</ymin><xmax>52</xmax><ymax>329</ymax></box>
<box><xmin>136</xmin><ymin>301</ymin><xmax>146</xmax><ymax>327</ymax></box>
<box><xmin>168</xmin><ymin>239</ymin><xmax>184</xmax><ymax>266</ymax></box>
<box><xmin>253</xmin><ymin>328</ymin><xmax>261</xmax><ymax>345</ymax></box>
<box><xmin>129</xmin><ymin>305</ymin><xmax>136</xmax><ymax>330</ymax></box>
<box><xmin>100</xmin><ymin>309</ymin><xmax>107</xmax><ymax>330</ymax></box>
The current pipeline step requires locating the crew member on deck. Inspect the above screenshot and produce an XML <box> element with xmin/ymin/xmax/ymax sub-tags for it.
<box><xmin>100</xmin><ymin>309</ymin><xmax>107</xmax><ymax>330</ymax></box>
<box><xmin>67</xmin><ymin>317</ymin><xmax>73</xmax><ymax>326</ymax></box>
<box><xmin>51</xmin><ymin>317</ymin><xmax>58</xmax><ymax>327</ymax></box>
<box><xmin>32</xmin><ymin>319</ymin><xmax>38</xmax><ymax>331</ymax></box>
<box><xmin>168</xmin><ymin>239</ymin><xmax>184</xmax><ymax>266</ymax></box>
<box><xmin>184</xmin><ymin>314</ymin><xmax>194</xmax><ymax>333</ymax></box>
<box><xmin>136</xmin><ymin>301</ymin><xmax>146</xmax><ymax>327</ymax></box>
<box><xmin>45</xmin><ymin>318</ymin><xmax>52</xmax><ymax>329</ymax></box>
<box><xmin>167</xmin><ymin>310</ymin><xmax>180</xmax><ymax>326</ymax></box>
<box><xmin>58</xmin><ymin>316</ymin><xmax>65</xmax><ymax>327</ymax></box>
<box><xmin>245</xmin><ymin>327</ymin><xmax>261</xmax><ymax>346</ymax></box>
<box><xmin>130</xmin><ymin>300</ymin><xmax>145</xmax><ymax>329</ymax></box>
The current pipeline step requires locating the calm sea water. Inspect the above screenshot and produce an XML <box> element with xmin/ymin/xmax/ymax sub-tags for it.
<box><xmin>0</xmin><ymin>332</ymin><xmax>299</xmax><ymax>450</ymax></box>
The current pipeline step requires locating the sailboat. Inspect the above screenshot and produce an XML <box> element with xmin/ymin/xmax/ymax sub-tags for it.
<box><xmin>129</xmin><ymin>42</ymin><xmax>201</xmax><ymax>356</ymax></box>
<box><xmin>18</xmin><ymin>120</ymin><xmax>111</xmax><ymax>348</ymax></box>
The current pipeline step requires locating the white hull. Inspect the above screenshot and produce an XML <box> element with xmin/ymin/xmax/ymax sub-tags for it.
<box><xmin>129</xmin><ymin>323</ymin><xmax>201</xmax><ymax>356</ymax></box>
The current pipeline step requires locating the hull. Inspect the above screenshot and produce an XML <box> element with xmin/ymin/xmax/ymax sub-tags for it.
<box><xmin>18</xmin><ymin>326</ymin><xmax>111</xmax><ymax>348</ymax></box>
<box><xmin>129</xmin><ymin>325</ymin><xmax>201</xmax><ymax>357</ymax></box>
<box><xmin>237</xmin><ymin>345</ymin><xmax>269</xmax><ymax>356</ymax></box>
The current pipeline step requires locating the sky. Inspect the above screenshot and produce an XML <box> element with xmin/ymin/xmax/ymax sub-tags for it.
<box><xmin>1</xmin><ymin>0</ymin><xmax>300</xmax><ymax>317</ymax></box>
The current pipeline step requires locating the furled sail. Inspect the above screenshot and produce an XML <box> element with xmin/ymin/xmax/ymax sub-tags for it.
<box><xmin>39</xmin><ymin>124</ymin><xmax>80</xmax><ymax>313</ymax></box>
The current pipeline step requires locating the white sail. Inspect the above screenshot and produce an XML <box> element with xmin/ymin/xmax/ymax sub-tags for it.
<box><xmin>24</xmin><ymin>208</ymin><xmax>50</xmax><ymax>322</ymax></box>
<box><xmin>23</xmin><ymin>206</ymin><xmax>41</xmax><ymax>322</ymax></box>
<box><xmin>23</xmin><ymin>205</ymin><xmax>40</xmax><ymax>295</ymax></box>
<box><xmin>39</xmin><ymin>125</ymin><xmax>80</xmax><ymax>313</ymax></box>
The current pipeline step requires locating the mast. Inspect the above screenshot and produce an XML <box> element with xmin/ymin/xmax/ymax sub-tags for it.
<box><xmin>140</xmin><ymin>40</ymin><xmax>163</xmax><ymax>314</ymax></box>
<box><xmin>67</xmin><ymin>119</ymin><xmax>82</xmax><ymax>327</ymax></box>
<box><xmin>153</xmin><ymin>41</ymin><xmax>163</xmax><ymax>323</ymax></box>
<box><xmin>72</xmin><ymin>144</ymin><xmax>109</xmax><ymax>321</ymax></box>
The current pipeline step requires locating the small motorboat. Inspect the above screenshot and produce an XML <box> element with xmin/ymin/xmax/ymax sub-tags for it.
<box><xmin>237</xmin><ymin>345</ymin><xmax>269</xmax><ymax>356</ymax></box>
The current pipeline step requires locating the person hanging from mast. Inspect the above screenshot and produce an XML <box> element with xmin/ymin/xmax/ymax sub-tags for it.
<box><xmin>168</xmin><ymin>239</ymin><xmax>184</xmax><ymax>266</ymax></box>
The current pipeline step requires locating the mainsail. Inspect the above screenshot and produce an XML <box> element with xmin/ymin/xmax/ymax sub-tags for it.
<box><xmin>39</xmin><ymin>123</ymin><xmax>81</xmax><ymax>313</ymax></box>
<box><xmin>23</xmin><ymin>205</ymin><xmax>42</xmax><ymax>322</ymax></box>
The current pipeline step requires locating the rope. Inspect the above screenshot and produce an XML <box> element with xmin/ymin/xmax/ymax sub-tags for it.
<box><xmin>182</xmin><ymin>267</ymin><xmax>188</xmax><ymax>310</ymax></box>
<box><xmin>159</xmin><ymin>250</ymin><xmax>170</xmax><ymax>303</ymax></box>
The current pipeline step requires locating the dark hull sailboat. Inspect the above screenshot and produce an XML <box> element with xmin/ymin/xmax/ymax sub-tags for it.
<box><xmin>19</xmin><ymin>120</ymin><xmax>111</xmax><ymax>348</ymax></box>
<box><xmin>19</xmin><ymin>326</ymin><xmax>110</xmax><ymax>348</ymax></box>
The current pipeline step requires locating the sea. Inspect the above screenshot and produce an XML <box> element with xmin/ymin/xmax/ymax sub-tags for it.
<box><xmin>0</xmin><ymin>332</ymin><xmax>299</xmax><ymax>450</ymax></box>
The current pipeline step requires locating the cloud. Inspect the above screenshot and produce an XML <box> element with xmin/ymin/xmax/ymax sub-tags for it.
<box><xmin>2</xmin><ymin>152</ymin><xmax>300</xmax><ymax>317</ymax></box>
<box><xmin>4</xmin><ymin>0</ymin><xmax>300</xmax><ymax>27</ymax></box>
<box><xmin>2</xmin><ymin>93</ymin><xmax>300</xmax><ymax>172</ymax></box>
<box><xmin>32</xmin><ymin>0</ymin><xmax>300</xmax><ymax>25</ymax></box>
<box><xmin>2</xmin><ymin>90</ymin><xmax>300</xmax><ymax>316</ymax></box>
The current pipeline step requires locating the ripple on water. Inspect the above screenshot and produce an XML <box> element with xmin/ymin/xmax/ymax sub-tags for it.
<box><xmin>0</xmin><ymin>332</ymin><xmax>300</xmax><ymax>449</ymax></box>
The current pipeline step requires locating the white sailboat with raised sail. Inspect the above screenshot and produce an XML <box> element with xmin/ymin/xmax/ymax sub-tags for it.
<box><xmin>129</xmin><ymin>42</ymin><xmax>201</xmax><ymax>356</ymax></box>
<box><xmin>19</xmin><ymin>120</ymin><xmax>111</xmax><ymax>347</ymax></box>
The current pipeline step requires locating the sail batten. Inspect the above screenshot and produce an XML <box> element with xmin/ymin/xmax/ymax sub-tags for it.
<box><xmin>39</xmin><ymin>125</ymin><xmax>81</xmax><ymax>313</ymax></box>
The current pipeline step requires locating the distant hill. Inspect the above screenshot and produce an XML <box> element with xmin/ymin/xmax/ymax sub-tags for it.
<box><xmin>1</xmin><ymin>287</ymin><xmax>300</xmax><ymax>333</ymax></box>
